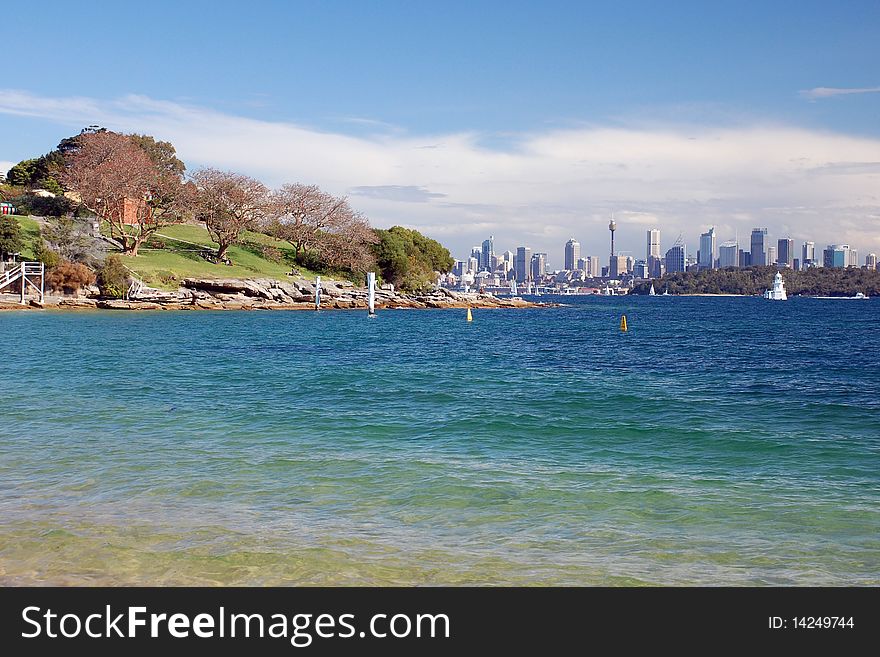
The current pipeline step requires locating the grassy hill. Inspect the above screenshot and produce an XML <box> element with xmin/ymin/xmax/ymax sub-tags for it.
<box><xmin>11</xmin><ymin>216</ymin><xmax>324</xmax><ymax>289</ymax></box>
<box><xmin>120</xmin><ymin>224</ymin><xmax>323</xmax><ymax>289</ymax></box>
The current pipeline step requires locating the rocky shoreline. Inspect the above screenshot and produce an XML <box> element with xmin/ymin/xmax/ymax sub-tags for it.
<box><xmin>3</xmin><ymin>277</ymin><xmax>554</xmax><ymax>311</ymax></box>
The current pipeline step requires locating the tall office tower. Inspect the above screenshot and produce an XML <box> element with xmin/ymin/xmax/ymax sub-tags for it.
<box><xmin>718</xmin><ymin>240</ymin><xmax>738</xmax><ymax>268</ymax></box>
<box><xmin>802</xmin><ymin>241</ymin><xmax>815</xmax><ymax>269</ymax></box>
<box><xmin>515</xmin><ymin>246</ymin><xmax>532</xmax><ymax>282</ymax></box>
<box><xmin>699</xmin><ymin>227</ymin><xmax>716</xmax><ymax>269</ymax></box>
<box><xmin>750</xmin><ymin>228</ymin><xmax>768</xmax><ymax>266</ymax></box>
<box><xmin>468</xmin><ymin>256</ymin><xmax>479</xmax><ymax>273</ymax></box>
<box><xmin>825</xmin><ymin>245</ymin><xmax>848</xmax><ymax>268</ymax></box>
<box><xmin>576</xmin><ymin>257</ymin><xmax>588</xmax><ymax>274</ymax></box>
<box><xmin>766</xmin><ymin>245</ymin><xmax>777</xmax><ymax>267</ymax></box>
<box><xmin>665</xmin><ymin>245</ymin><xmax>686</xmax><ymax>274</ymax></box>
<box><xmin>777</xmin><ymin>238</ymin><xmax>793</xmax><ymax>267</ymax></box>
<box><xmin>647</xmin><ymin>228</ymin><xmax>661</xmax><ymax>261</ymax></box>
<box><xmin>608</xmin><ymin>255</ymin><xmax>628</xmax><ymax>278</ymax></box>
<box><xmin>453</xmin><ymin>260</ymin><xmax>467</xmax><ymax>277</ymax></box>
<box><xmin>531</xmin><ymin>253</ymin><xmax>547</xmax><ymax>281</ymax></box>
<box><xmin>492</xmin><ymin>254</ymin><xmax>505</xmax><ymax>271</ymax></box>
<box><xmin>481</xmin><ymin>236</ymin><xmax>495</xmax><ymax>271</ymax></box>
<box><xmin>564</xmin><ymin>238</ymin><xmax>580</xmax><ymax>271</ymax></box>
<box><xmin>840</xmin><ymin>244</ymin><xmax>851</xmax><ymax>268</ymax></box>
<box><xmin>582</xmin><ymin>256</ymin><xmax>600</xmax><ymax>277</ymax></box>
<box><xmin>633</xmin><ymin>260</ymin><xmax>649</xmax><ymax>279</ymax></box>
<box><xmin>502</xmin><ymin>250</ymin><xmax>515</xmax><ymax>269</ymax></box>
<box><xmin>470</xmin><ymin>246</ymin><xmax>482</xmax><ymax>268</ymax></box>
<box><xmin>866</xmin><ymin>253</ymin><xmax>878</xmax><ymax>270</ymax></box>
<box><xmin>849</xmin><ymin>248</ymin><xmax>859</xmax><ymax>268</ymax></box>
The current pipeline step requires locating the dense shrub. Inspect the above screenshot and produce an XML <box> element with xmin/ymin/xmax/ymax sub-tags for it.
<box><xmin>97</xmin><ymin>255</ymin><xmax>129</xmax><ymax>298</ymax></box>
<box><xmin>45</xmin><ymin>261</ymin><xmax>96</xmax><ymax>296</ymax></box>
<box><xmin>32</xmin><ymin>238</ymin><xmax>61</xmax><ymax>269</ymax></box>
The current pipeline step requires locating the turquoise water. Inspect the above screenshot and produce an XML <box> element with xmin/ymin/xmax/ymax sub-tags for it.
<box><xmin>1</xmin><ymin>297</ymin><xmax>878</xmax><ymax>585</ymax></box>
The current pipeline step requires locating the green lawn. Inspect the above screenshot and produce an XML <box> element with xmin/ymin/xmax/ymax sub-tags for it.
<box><xmin>12</xmin><ymin>216</ymin><xmax>335</xmax><ymax>290</ymax></box>
<box><xmin>122</xmin><ymin>223</ymin><xmax>321</xmax><ymax>289</ymax></box>
<box><xmin>10</xmin><ymin>215</ymin><xmax>40</xmax><ymax>260</ymax></box>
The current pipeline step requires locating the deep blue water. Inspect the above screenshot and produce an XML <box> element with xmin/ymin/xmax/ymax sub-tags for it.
<box><xmin>1</xmin><ymin>296</ymin><xmax>878</xmax><ymax>585</ymax></box>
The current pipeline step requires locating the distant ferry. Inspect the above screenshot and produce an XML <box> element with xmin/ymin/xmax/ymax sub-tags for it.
<box><xmin>810</xmin><ymin>292</ymin><xmax>870</xmax><ymax>300</ymax></box>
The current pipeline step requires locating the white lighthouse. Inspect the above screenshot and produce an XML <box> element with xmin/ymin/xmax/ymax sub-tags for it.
<box><xmin>763</xmin><ymin>271</ymin><xmax>788</xmax><ymax>301</ymax></box>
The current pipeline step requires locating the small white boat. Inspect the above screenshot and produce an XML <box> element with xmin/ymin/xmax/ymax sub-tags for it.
<box><xmin>648</xmin><ymin>283</ymin><xmax>656</xmax><ymax>296</ymax></box>
<box><xmin>763</xmin><ymin>271</ymin><xmax>788</xmax><ymax>301</ymax></box>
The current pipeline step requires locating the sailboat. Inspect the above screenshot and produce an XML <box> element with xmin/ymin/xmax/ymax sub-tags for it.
<box><xmin>662</xmin><ymin>286</ymin><xmax>670</xmax><ymax>296</ymax></box>
<box><xmin>648</xmin><ymin>283</ymin><xmax>656</xmax><ymax>296</ymax></box>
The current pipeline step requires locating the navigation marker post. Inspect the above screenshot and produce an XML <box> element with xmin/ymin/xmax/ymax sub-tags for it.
<box><xmin>367</xmin><ymin>272</ymin><xmax>376</xmax><ymax>316</ymax></box>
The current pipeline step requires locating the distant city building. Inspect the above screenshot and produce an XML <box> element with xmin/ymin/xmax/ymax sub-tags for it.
<box><xmin>564</xmin><ymin>238</ymin><xmax>580</xmax><ymax>271</ymax></box>
<box><xmin>576</xmin><ymin>257</ymin><xmax>588</xmax><ymax>275</ymax></box>
<box><xmin>633</xmin><ymin>259</ymin><xmax>649</xmax><ymax>278</ymax></box>
<box><xmin>698</xmin><ymin>227</ymin><xmax>716</xmax><ymax>269</ymax></box>
<box><xmin>531</xmin><ymin>253</ymin><xmax>547</xmax><ymax>281</ymax></box>
<box><xmin>739</xmin><ymin>250</ymin><xmax>751</xmax><ymax>267</ymax></box>
<box><xmin>582</xmin><ymin>255</ymin><xmax>601</xmax><ymax>277</ymax></box>
<box><xmin>468</xmin><ymin>256</ymin><xmax>479</xmax><ymax>273</ymax></box>
<box><xmin>665</xmin><ymin>245</ymin><xmax>686</xmax><ymax>274</ymax></box>
<box><xmin>824</xmin><ymin>244</ymin><xmax>848</xmax><ymax>268</ymax></box>
<box><xmin>750</xmin><ymin>228</ymin><xmax>768</xmax><ymax>266</ymax></box>
<box><xmin>802</xmin><ymin>241</ymin><xmax>815</xmax><ymax>269</ymax></box>
<box><xmin>777</xmin><ymin>238</ymin><xmax>793</xmax><ymax>268</ymax></box>
<box><xmin>718</xmin><ymin>240</ymin><xmax>738</xmax><ymax>268</ymax></box>
<box><xmin>502</xmin><ymin>250</ymin><xmax>515</xmax><ymax>270</ymax></box>
<box><xmin>647</xmin><ymin>229</ymin><xmax>661</xmax><ymax>261</ymax></box>
<box><xmin>849</xmin><ymin>248</ymin><xmax>859</xmax><ymax>268</ymax></box>
<box><xmin>609</xmin><ymin>255</ymin><xmax>627</xmax><ymax>278</ymax></box>
<box><xmin>766</xmin><ymin>245</ymin><xmax>777</xmax><ymax>267</ymax></box>
<box><xmin>867</xmin><ymin>253</ymin><xmax>878</xmax><ymax>270</ymax></box>
<box><xmin>481</xmin><ymin>236</ymin><xmax>495</xmax><ymax>271</ymax></box>
<box><xmin>453</xmin><ymin>260</ymin><xmax>467</xmax><ymax>277</ymax></box>
<box><xmin>515</xmin><ymin>246</ymin><xmax>532</xmax><ymax>281</ymax></box>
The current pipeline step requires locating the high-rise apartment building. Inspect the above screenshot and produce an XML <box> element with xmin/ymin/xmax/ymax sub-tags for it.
<box><xmin>665</xmin><ymin>245</ymin><xmax>686</xmax><ymax>274</ymax></box>
<box><xmin>531</xmin><ymin>253</ymin><xmax>547</xmax><ymax>281</ymax></box>
<box><xmin>777</xmin><ymin>238</ymin><xmax>793</xmax><ymax>268</ymax></box>
<box><xmin>866</xmin><ymin>253</ymin><xmax>878</xmax><ymax>270</ymax></box>
<box><xmin>481</xmin><ymin>236</ymin><xmax>495</xmax><ymax>271</ymax></box>
<box><xmin>699</xmin><ymin>227</ymin><xmax>716</xmax><ymax>269</ymax></box>
<box><xmin>718</xmin><ymin>240</ymin><xmax>738</xmax><ymax>268</ymax></box>
<box><xmin>564</xmin><ymin>238</ymin><xmax>580</xmax><ymax>271</ymax></box>
<box><xmin>515</xmin><ymin>246</ymin><xmax>532</xmax><ymax>281</ymax></box>
<box><xmin>802</xmin><ymin>241</ymin><xmax>815</xmax><ymax>269</ymax></box>
<box><xmin>750</xmin><ymin>228</ymin><xmax>768</xmax><ymax>266</ymax></box>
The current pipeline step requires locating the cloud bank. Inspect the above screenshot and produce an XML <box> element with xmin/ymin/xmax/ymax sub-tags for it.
<box><xmin>800</xmin><ymin>86</ymin><xmax>880</xmax><ymax>100</ymax></box>
<box><xmin>1</xmin><ymin>89</ymin><xmax>879</xmax><ymax>262</ymax></box>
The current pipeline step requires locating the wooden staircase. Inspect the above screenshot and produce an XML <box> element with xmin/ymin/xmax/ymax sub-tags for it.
<box><xmin>0</xmin><ymin>262</ymin><xmax>45</xmax><ymax>304</ymax></box>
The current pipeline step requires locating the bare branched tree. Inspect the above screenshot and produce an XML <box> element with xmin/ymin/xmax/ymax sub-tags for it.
<box><xmin>269</xmin><ymin>183</ymin><xmax>377</xmax><ymax>271</ymax></box>
<box><xmin>191</xmin><ymin>168</ymin><xmax>270</xmax><ymax>261</ymax></box>
<box><xmin>62</xmin><ymin>131</ymin><xmax>194</xmax><ymax>256</ymax></box>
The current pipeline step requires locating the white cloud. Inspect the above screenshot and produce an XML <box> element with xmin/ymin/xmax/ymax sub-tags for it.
<box><xmin>1</xmin><ymin>89</ymin><xmax>879</xmax><ymax>262</ymax></box>
<box><xmin>800</xmin><ymin>86</ymin><xmax>880</xmax><ymax>100</ymax></box>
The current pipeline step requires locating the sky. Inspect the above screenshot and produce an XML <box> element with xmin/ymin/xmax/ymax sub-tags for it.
<box><xmin>1</xmin><ymin>0</ymin><xmax>879</xmax><ymax>265</ymax></box>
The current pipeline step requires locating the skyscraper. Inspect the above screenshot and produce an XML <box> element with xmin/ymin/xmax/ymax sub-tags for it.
<box><xmin>699</xmin><ymin>227</ymin><xmax>716</xmax><ymax>269</ymax></box>
<box><xmin>515</xmin><ymin>246</ymin><xmax>532</xmax><ymax>282</ymax></box>
<box><xmin>866</xmin><ymin>253</ymin><xmax>877</xmax><ymax>270</ymax></box>
<box><xmin>849</xmin><ymin>248</ymin><xmax>859</xmax><ymax>268</ymax></box>
<box><xmin>777</xmin><ymin>238</ymin><xmax>793</xmax><ymax>267</ymax></box>
<box><xmin>646</xmin><ymin>229</ymin><xmax>661</xmax><ymax>260</ymax></box>
<box><xmin>718</xmin><ymin>240</ymin><xmax>738</xmax><ymax>268</ymax></box>
<box><xmin>665</xmin><ymin>245</ymin><xmax>686</xmax><ymax>274</ymax></box>
<box><xmin>481</xmin><ymin>236</ymin><xmax>495</xmax><ymax>271</ymax></box>
<box><xmin>750</xmin><ymin>228</ymin><xmax>768</xmax><ymax>266</ymax></box>
<box><xmin>470</xmin><ymin>246</ymin><xmax>482</xmax><ymax>269</ymax></box>
<box><xmin>766</xmin><ymin>245</ymin><xmax>777</xmax><ymax>268</ymax></box>
<box><xmin>564</xmin><ymin>238</ymin><xmax>580</xmax><ymax>271</ymax></box>
<box><xmin>824</xmin><ymin>245</ymin><xmax>848</xmax><ymax>268</ymax></box>
<box><xmin>802</xmin><ymin>241</ymin><xmax>815</xmax><ymax>269</ymax></box>
<box><xmin>531</xmin><ymin>253</ymin><xmax>547</xmax><ymax>281</ymax></box>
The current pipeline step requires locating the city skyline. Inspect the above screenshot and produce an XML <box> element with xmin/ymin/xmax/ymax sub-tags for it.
<box><xmin>1</xmin><ymin>2</ymin><xmax>879</xmax><ymax>258</ymax></box>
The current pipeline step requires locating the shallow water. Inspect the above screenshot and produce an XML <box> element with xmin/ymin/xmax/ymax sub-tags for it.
<box><xmin>1</xmin><ymin>296</ymin><xmax>878</xmax><ymax>585</ymax></box>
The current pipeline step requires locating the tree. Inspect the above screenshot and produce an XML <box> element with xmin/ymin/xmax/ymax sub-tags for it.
<box><xmin>62</xmin><ymin>131</ymin><xmax>194</xmax><ymax>256</ymax></box>
<box><xmin>6</xmin><ymin>159</ymin><xmax>39</xmax><ymax>187</ymax></box>
<box><xmin>0</xmin><ymin>215</ymin><xmax>24</xmax><ymax>260</ymax></box>
<box><xmin>128</xmin><ymin>134</ymin><xmax>186</xmax><ymax>176</ymax></box>
<box><xmin>373</xmin><ymin>226</ymin><xmax>454</xmax><ymax>291</ymax></box>
<box><xmin>42</xmin><ymin>216</ymin><xmax>105</xmax><ymax>265</ymax></box>
<box><xmin>269</xmin><ymin>183</ymin><xmax>378</xmax><ymax>271</ymax></box>
<box><xmin>191</xmin><ymin>168</ymin><xmax>270</xmax><ymax>261</ymax></box>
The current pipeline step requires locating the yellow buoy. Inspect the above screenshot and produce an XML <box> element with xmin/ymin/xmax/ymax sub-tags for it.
<box><xmin>620</xmin><ymin>315</ymin><xmax>628</xmax><ymax>332</ymax></box>
<box><xmin>466</xmin><ymin>307</ymin><xmax>473</xmax><ymax>322</ymax></box>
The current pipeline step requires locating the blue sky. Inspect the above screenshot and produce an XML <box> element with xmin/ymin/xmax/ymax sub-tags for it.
<box><xmin>2</xmin><ymin>0</ymin><xmax>879</xmax><ymax>262</ymax></box>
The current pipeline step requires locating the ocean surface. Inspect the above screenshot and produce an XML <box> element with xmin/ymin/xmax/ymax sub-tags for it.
<box><xmin>1</xmin><ymin>296</ymin><xmax>878</xmax><ymax>586</ymax></box>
